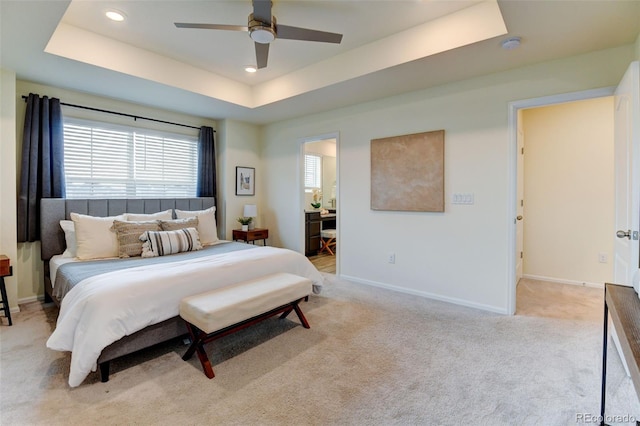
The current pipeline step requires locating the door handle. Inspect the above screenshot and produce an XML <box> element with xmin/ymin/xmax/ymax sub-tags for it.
<box><xmin>616</xmin><ymin>230</ymin><xmax>631</xmax><ymax>239</ymax></box>
<box><xmin>516</xmin><ymin>215</ymin><xmax>523</xmax><ymax>221</ymax></box>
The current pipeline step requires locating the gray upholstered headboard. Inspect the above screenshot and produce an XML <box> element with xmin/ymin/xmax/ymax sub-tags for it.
<box><xmin>40</xmin><ymin>198</ymin><xmax>216</xmax><ymax>261</ymax></box>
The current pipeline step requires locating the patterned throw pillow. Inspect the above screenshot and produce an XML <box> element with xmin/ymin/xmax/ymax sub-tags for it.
<box><xmin>140</xmin><ymin>228</ymin><xmax>202</xmax><ymax>258</ymax></box>
<box><xmin>159</xmin><ymin>217</ymin><xmax>199</xmax><ymax>231</ymax></box>
<box><xmin>111</xmin><ymin>220</ymin><xmax>162</xmax><ymax>258</ymax></box>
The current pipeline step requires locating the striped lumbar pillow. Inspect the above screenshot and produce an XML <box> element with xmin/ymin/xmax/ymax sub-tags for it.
<box><xmin>140</xmin><ymin>228</ymin><xmax>202</xmax><ymax>258</ymax></box>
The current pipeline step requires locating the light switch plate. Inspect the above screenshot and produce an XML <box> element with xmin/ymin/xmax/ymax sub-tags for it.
<box><xmin>452</xmin><ymin>193</ymin><xmax>475</xmax><ymax>205</ymax></box>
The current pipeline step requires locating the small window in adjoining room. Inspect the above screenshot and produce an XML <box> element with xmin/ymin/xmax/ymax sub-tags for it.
<box><xmin>63</xmin><ymin>118</ymin><xmax>198</xmax><ymax>199</ymax></box>
<box><xmin>304</xmin><ymin>153</ymin><xmax>322</xmax><ymax>193</ymax></box>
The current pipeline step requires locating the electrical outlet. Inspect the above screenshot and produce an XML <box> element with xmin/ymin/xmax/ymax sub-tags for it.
<box><xmin>388</xmin><ymin>253</ymin><xmax>396</xmax><ymax>264</ymax></box>
<box><xmin>598</xmin><ymin>252</ymin><xmax>608</xmax><ymax>263</ymax></box>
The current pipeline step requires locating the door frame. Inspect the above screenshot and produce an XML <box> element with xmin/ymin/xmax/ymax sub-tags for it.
<box><xmin>506</xmin><ymin>87</ymin><xmax>615</xmax><ymax>315</ymax></box>
<box><xmin>298</xmin><ymin>131</ymin><xmax>340</xmax><ymax>272</ymax></box>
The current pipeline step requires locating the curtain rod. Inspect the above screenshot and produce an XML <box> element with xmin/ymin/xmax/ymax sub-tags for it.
<box><xmin>21</xmin><ymin>95</ymin><xmax>214</xmax><ymax>132</ymax></box>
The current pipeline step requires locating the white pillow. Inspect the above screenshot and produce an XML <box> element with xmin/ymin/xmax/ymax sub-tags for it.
<box><xmin>125</xmin><ymin>209</ymin><xmax>173</xmax><ymax>221</ymax></box>
<box><xmin>70</xmin><ymin>212</ymin><xmax>126</xmax><ymax>260</ymax></box>
<box><xmin>59</xmin><ymin>220</ymin><xmax>77</xmax><ymax>258</ymax></box>
<box><xmin>175</xmin><ymin>206</ymin><xmax>218</xmax><ymax>246</ymax></box>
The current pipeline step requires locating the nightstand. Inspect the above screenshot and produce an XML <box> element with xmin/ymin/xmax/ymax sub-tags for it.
<box><xmin>0</xmin><ymin>255</ymin><xmax>12</xmax><ymax>326</ymax></box>
<box><xmin>232</xmin><ymin>228</ymin><xmax>269</xmax><ymax>246</ymax></box>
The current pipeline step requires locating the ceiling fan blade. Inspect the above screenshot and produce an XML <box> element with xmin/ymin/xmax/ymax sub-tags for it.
<box><xmin>277</xmin><ymin>25</ymin><xmax>342</xmax><ymax>44</ymax></box>
<box><xmin>255</xmin><ymin>42</ymin><xmax>269</xmax><ymax>69</ymax></box>
<box><xmin>252</xmin><ymin>0</ymin><xmax>272</xmax><ymax>25</ymax></box>
<box><xmin>175</xmin><ymin>23</ymin><xmax>248</xmax><ymax>32</ymax></box>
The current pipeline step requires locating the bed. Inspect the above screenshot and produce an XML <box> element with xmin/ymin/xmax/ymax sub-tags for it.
<box><xmin>40</xmin><ymin>198</ymin><xmax>324</xmax><ymax>387</ymax></box>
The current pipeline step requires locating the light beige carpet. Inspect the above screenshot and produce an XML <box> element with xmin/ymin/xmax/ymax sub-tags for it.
<box><xmin>1</xmin><ymin>275</ymin><xmax>639</xmax><ymax>425</ymax></box>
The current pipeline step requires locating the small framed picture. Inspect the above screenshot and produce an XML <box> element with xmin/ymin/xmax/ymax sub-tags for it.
<box><xmin>236</xmin><ymin>166</ymin><xmax>255</xmax><ymax>196</ymax></box>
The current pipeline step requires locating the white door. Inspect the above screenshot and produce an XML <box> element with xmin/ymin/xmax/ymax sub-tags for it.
<box><xmin>611</xmin><ymin>61</ymin><xmax>639</xmax><ymax>376</ymax></box>
<box><xmin>515</xmin><ymin>111</ymin><xmax>525</xmax><ymax>282</ymax></box>
<box><xmin>613</xmin><ymin>61</ymin><xmax>640</xmax><ymax>288</ymax></box>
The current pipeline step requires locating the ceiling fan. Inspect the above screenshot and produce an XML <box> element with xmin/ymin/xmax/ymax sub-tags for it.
<box><xmin>174</xmin><ymin>0</ymin><xmax>343</xmax><ymax>70</ymax></box>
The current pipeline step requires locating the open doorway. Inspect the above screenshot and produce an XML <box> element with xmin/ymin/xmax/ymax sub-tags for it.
<box><xmin>507</xmin><ymin>88</ymin><xmax>616</xmax><ymax>315</ymax></box>
<box><xmin>301</xmin><ymin>135</ymin><xmax>338</xmax><ymax>274</ymax></box>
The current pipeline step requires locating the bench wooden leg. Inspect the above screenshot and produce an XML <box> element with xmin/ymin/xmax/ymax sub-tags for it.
<box><xmin>280</xmin><ymin>299</ymin><xmax>310</xmax><ymax>329</ymax></box>
<box><xmin>279</xmin><ymin>307</ymin><xmax>294</xmax><ymax>320</ymax></box>
<box><xmin>293</xmin><ymin>303</ymin><xmax>310</xmax><ymax>329</ymax></box>
<box><xmin>195</xmin><ymin>344</ymin><xmax>215</xmax><ymax>379</ymax></box>
<box><xmin>182</xmin><ymin>323</ymin><xmax>200</xmax><ymax>361</ymax></box>
<box><xmin>183</xmin><ymin>323</ymin><xmax>216</xmax><ymax>378</ymax></box>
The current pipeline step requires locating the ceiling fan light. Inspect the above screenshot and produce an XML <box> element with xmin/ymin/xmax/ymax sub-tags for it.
<box><xmin>250</xmin><ymin>27</ymin><xmax>275</xmax><ymax>44</ymax></box>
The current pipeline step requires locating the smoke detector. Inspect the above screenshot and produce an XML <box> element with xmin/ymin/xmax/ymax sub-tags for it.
<box><xmin>501</xmin><ymin>37</ymin><xmax>521</xmax><ymax>50</ymax></box>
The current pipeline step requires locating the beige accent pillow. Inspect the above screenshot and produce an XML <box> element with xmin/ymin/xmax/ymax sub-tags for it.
<box><xmin>112</xmin><ymin>220</ymin><xmax>162</xmax><ymax>258</ymax></box>
<box><xmin>70</xmin><ymin>213</ymin><xmax>126</xmax><ymax>260</ymax></box>
<box><xmin>125</xmin><ymin>209</ymin><xmax>173</xmax><ymax>221</ymax></box>
<box><xmin>175</xmin><ymin>206</ymin><xmax>218</xmax><ymax>246</ymax></box>
<box><xmin>159</xmin><ymin>217</ymin><xmax>199</xmax><ymax>231</ymax></box>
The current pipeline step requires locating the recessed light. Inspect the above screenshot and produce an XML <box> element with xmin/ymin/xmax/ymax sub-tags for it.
<box><xmin>245</xmin><ymin>66</ymin><xmax>257</xmax><ymax>73</ymax></box>
<box><xmin>105</xmin><ymin>9</ymin><xmax>126</xmax><ymax>22</ymax></box>
<box><xmin>501</xmin><ymin>37</ymin><xmax>521</xmax><ymax>50</ymax></box>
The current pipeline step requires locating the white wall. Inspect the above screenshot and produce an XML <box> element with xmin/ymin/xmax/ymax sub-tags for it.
<box><xmin>217</xmin><ymin>119</ymin><xmax>262</xmax><ymax>240</ymax></box>
<box><xmin>0</xmin><ymin>69</ymin><xmax>18</xmax><ymax>312</ymax></box>
<box><xmin>10</xmin><ymin>80</ymin><xmax>218</xmax><ymax>303</ymax></box>
<box><xmin>522</xmin><ymin>97</ymin><xmax>614</xmax><ymax>286</ymax></box>
<box><xmin>261</xmin><ymin>45</ymin><xmax>635</xmax><ymax>314</ymax></box>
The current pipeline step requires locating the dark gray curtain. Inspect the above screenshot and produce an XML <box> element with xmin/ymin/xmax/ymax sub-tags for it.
<box><xmin>17</xmin><ymin>93</ymin><xmax>66</xmax><ymax>242</ymax></box>
<box><xmin>197</xmin><ymin>126</ymin><xmax>217</xmax><ymax>198</ymax></box>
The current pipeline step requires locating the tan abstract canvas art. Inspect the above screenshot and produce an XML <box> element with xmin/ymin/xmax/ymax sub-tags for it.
<box><xmin>370</xmin><ymin>130</ymin><xmax>444</xmax><ymax>212</ymax></box>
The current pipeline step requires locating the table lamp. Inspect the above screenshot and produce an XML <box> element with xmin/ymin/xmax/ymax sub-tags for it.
<box><xmin>243</xmin><ymin>204</ymin><xmax>258</xmax><ymax>230</ymax></box>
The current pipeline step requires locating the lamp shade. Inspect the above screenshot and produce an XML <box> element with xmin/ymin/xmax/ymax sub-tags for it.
<box><xmin>243</xmin><ymin>204</ymin><xmax>258</xmax><ymax>217</ymax></box>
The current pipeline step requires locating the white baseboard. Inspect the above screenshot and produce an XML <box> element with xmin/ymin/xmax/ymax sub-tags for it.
<box><xmin>17</xmin><ymin>294</ymin><xmax>45</xmax><ymax>307</ymax></box>
<box><xmin>339</xmin><ymin>274</ymin><xmax>509</xmax><ymax>315</ymax></box>
<box><xmin>522</xmin><ymin>274</ymin><xmax>604</xmax><ymax>289</ymax></box>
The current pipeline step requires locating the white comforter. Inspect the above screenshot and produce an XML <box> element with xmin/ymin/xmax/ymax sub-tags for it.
<box><xmin>46</xmin><ymin>246</ymin><xmax>324</xmax><ymax>387</ymax></box>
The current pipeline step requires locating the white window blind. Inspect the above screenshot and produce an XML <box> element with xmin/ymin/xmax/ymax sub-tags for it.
<box><xmin>63</xmin><ymin>118</ymin><xmax>198</xmax><ymax>199</ymax></box>
<box><xmin>304</xmin><ymin>154</ymin><xmax>322</xmax><ymax>191</ymax></box>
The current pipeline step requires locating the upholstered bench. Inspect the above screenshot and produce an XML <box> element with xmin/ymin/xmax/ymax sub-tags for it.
<box><xmin>179</xmin><ymin>272</ymin><xmax>312</xmax><ymax>378</ymax></box>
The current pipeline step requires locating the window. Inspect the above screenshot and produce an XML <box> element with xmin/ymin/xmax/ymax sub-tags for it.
<box><xmin>304</xmin><ymin>153</ymin><xmax>322</xmax><ymax>192</ymax></box>
<box><xmin>63</xmin><ymin>118</ymin><xmax>198</xmax><ymax>198</ymax></box>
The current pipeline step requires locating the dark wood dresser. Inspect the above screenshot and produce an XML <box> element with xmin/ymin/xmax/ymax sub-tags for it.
<box><xmin>305</xmin><ymin>211</ymin><xmax>321</xmax><ymax>256</ymax></box>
